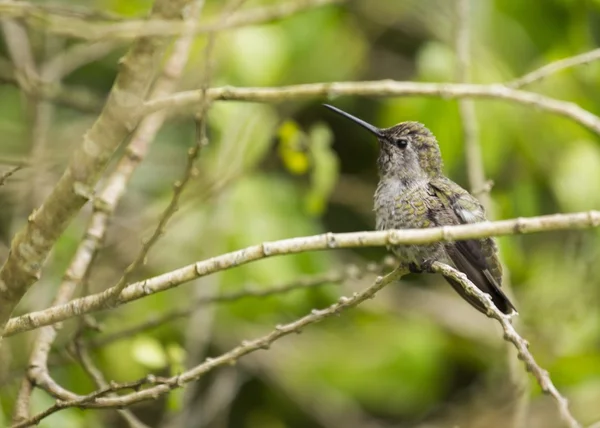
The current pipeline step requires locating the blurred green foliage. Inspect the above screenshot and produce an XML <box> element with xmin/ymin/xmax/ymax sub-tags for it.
<box><xmin>1</xmin><ymin>0</ymin><xmax>600</xmax><ymax>427</ymax></box>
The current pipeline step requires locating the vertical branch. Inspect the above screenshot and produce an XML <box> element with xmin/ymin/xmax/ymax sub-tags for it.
<box><xmin>0</xmin><ymin>16</ymin><xmax>36</xmax><ymax>92</ymax></box>
<box><xmin>1</xmin><ymin>8</ymin><xmax>41</xmax><ymax>425</ymax></box>
<box><xmin>454</xmin><ymin>2</ymin><xmax>529</xmax><ymax>426</ymax></box>
<box><xmin>455</xmin><ymin>0</ymin><xmax>490</xmax><ymax>210</ymax></box>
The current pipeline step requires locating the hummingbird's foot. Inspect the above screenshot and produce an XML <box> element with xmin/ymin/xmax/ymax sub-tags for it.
<box><xmin>408</xmin><ymin>263</ymin><xmax>422</xmax><ymax>274</ymax></box>
<box><xmin>420</xmin><ymin>259</ymin><xmax>435</xmax><ymax>273</ymax></box>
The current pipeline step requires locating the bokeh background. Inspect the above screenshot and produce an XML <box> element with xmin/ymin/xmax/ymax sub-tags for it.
<box><xmin>1</xmin><ymin>0</ymin><xmax>600</xmax><ymax>427</ymax></box>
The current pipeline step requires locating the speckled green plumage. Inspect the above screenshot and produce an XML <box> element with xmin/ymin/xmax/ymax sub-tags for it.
<box><xmin>324</xmin><ymin>104</ymin><xmax>515</xmax><ymax>314</ymax></box>
<box><xmin>372</xmin><ymin>123</ymin><xmax>514</xmax><ymax>314</ymax></box>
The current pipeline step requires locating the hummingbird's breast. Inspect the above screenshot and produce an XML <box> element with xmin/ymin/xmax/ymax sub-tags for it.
<box><xmin>374</xmin><ymin>177</ymin><xmax>446</xmax><ymax>264</ymax></box>
<box><xmin>374</xmin><ymin>177</ymin><xmax>429</xmax><ymax>230</ymax></box>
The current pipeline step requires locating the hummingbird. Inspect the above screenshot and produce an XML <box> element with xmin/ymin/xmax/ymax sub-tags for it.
<box><xmin>324</xmin><ymin>104</ymin><xmax>516</xmax><ymax>315</ymax></box>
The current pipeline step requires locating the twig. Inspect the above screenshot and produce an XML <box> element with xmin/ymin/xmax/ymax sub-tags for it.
<box><xmin>0</xmin><ymin>165</ymin><xmax>22</xmax><ymax>186</ymax></box>
<box><xmin>11</xmin><ymin>376</ymin><xmax>167</xmax><ymax>428</ymax></box>
<box><xmin>0</xmin><ymin>0</ymin><xmax>344</xmax><ymax>40</ymax></box>
<box><xmin>0</xmin><ymin>262</ymin><xmax>387</xmax><ymax>388</ymax></box>
<box><xmin>430</xmin><ymin>262</ymin><xmax>581</xmax><ymax>428</ymax></box>
<box><xmin>144</xmin><ymin>81</ymin><xmax>600</xmax><ymax>137</ymax></box>
<box><xmin>0</xmin><ymin>0</ymin><xmax>195</xmax><ymax>344</ymax></box>
<box><xmin>92</xmin><ymin>265</ymin><xmax>366</xmax><ymax>348</ymax></box>
<box><xmin>103</xmin><ymin>119</ymin><xmax>204</xmax><ymax>305</ymax></box>
<box><xmin>10</xmin><ymin>378</ymin><xmax>33</xmax><ymax>426</ymax></box>
<box><xmin>41</xmin><ymin>41</ymin><xmax>121</xmax><ymax>81</ymax></box>
<box><xmin>4</xmin><ymin>210</ymin><xmax>600</xmax><ymax>337</ymax></box>
<box><xmin>2</xmin><ymin>8</ymin><xmax>38</xmax><ymax>421</ymax></box>
<box><xmin>0</xmin><ymin>12</ymin><xmax>37</xmax><ymax>92</ymax></box>
<box><xmin>72</xmin><ymin>339</ymin><xmax>150</xmax><ymax>428</ymax></box>
<box><xmin>454</xmin><ymin>5</ymin><xmax>529</xmax><ymax>425</ymax></box>
<box><xmin>102</xmin><ymin>0</ymin><xmax>219</xmax><ymax>305</ymax></box>
<box><xmin>454</xmin><ymin>0</ymin><xmax>489</xmax><ymax>209</ymax></box>
<box><xmin>0</xmin><ymin>156</ymin><xmax>30</xmax><ymax>167</ymax></box>
<box><xmin>11</xmin><ymin>267</ymin><xmax>405</xmax><ymax>426</ymax></box>
<box><xmin>508</xmin><ymin>48</ymin><xmax>600</xmax><ymax>88</ymax></box>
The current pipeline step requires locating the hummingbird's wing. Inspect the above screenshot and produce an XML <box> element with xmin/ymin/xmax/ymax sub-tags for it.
<box><xmin>429</xmin><ymin>178</ymin><xmax>516</xmax><ymax>314</ymax></box>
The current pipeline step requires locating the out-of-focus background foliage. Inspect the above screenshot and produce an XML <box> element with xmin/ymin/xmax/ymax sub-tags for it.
<box><xmin>1</xmin><ymin>0</ymin><xmax>600</xmax><ymax>427</ymax></box>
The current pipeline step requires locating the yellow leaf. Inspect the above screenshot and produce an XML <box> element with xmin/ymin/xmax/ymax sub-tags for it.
<box><xmin>277</xmin><ymin>120</ymin><xmax>310</xmax><ymax>175</ymax></box>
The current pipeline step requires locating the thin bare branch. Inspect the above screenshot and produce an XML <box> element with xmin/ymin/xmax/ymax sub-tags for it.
<box><xmin>72</xmin><ymin>340</ymin><xmax>150</xmax><ymax>428</ymax></box>
<box><xmin>431</xmin><ymin>262</ymin><xmax>581</xmax><ymax>428</ymax></box>
<box><xmin>103</xmin><ymin>0</ymin><xmax>225</xmax><ymax>305</ymax></box>
<box><xmin>0</xmin><ymin>0</ymin><xmax>343</xmax><ymax>40</ymax></box>
<box><xmin>144</xmin><ymin>81</ymin><xmax>600</xmax><ymax>136</ymax></box>
<box><xmin>0</xmin><ymin>165</ymin><xmax>22</xmax><ymax>186</ymax></box>
<box><xmin>11</xmin><ymin>376</ymin><xmax>166</xmax><ymax>428</ymax></box>
<box><xmin>12</xmin><ymin>267</ymin><xmax>405</xmax><ymax>427</ymax></box>
<box><xmin>10</xmin><ymin>378</ymin><xmax>33</xmax><ymax>425</ymax></box>
<box><xmin>105</xmin><ymin>128</ymin><xmax>204</xmax><ymax>304</ymax></box>
<box><xmin>4</xmin><ymin>210</ymin><xmax>600</xmax><ymax>337</ymax></box>
<box><xmin>508</xmin><ymin>48</ymin><xmax>600</xmax><ymax>89</ymax></box>
<box><xmin>41</xmin><ymin>41</ymin><xmax>122</xmax><ymax>81</ymax></box>
<box><xmin>92</xmin><ymin>264</ymin><xmax>369</xmax><ymax>348</ymax></box>
<box><xmin>1</xmin><ymin>12</ymin><xmax>37</xmax><ymax>91</ymax></box>
<box><xmin>0</xmin><ymin>156</ymin><xmax>30</xmax><ymax>167</ymax></box>
<box><xmin>455</xmin><ymin>0</ymin><xmax>489</xmax><ymax>209</ymax></box>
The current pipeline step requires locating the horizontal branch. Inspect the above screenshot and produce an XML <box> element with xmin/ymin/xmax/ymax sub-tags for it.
<box><xmin>508</xmin><ymin>48</ymin><xmax>600</xmax><ymax>88</ymax></box>
<box><xmin>144</xmin><ymin>81</ymin><xmax>600</xmax><ymax>136</ymax></box>
<box><xmin>0</xmin><ymin>0</ymin><xmax>342</xmax><ymax>40</ymax></box>
<box><xmin>4</xmin><ymin>210</ymin><xmax>599</xmax><ymax>337</ymax></box>
<box><xmin>91</xmin><ymin>263</ymin><xmax>376</xmax><ymax>348</ymax></box>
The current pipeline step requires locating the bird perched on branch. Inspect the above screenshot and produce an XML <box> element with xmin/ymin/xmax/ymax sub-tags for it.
<box><xmin>324</xmin><ymin>104</ymin><xmax>516</xmax><ymax>315</ymax></box>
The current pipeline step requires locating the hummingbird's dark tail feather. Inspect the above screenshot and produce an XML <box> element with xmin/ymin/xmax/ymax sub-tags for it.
<box><xmin>445</xmin><ymin>247</ymin><xmax>517</xmax><ymax>315</ymax></box>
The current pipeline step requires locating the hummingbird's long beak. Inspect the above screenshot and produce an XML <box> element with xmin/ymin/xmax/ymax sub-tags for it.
<box><xmin>323</xmin><ymin>104</ymin><xmax>384</xmax><ymax>138</ymax></box>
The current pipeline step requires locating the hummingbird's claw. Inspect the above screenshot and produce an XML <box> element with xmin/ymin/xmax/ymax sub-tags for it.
<box><xmin>408</xmin><ymin>262</ymin><xmax>422</xmax><ymax>274</ymax></box>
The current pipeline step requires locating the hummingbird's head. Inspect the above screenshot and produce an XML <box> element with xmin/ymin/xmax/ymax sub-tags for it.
<box><xmin>324</xmin><ymin>104</ymin><xmax>443</xmax><ymax>180</ymax></box>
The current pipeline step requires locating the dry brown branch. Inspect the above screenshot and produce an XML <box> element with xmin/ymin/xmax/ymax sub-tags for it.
<box><xmin>4</xmin><ymin>210</ymin><xmax>600</xmax><ymax>337</ymax></box>
<box><xmin>431</xmin><ymin>262</ymin><xmax>581</xmax><ymax>428</ymax></box>
<box><xmin>0</xmin><ymin>0</ymin><xmax>343</xmax><ymax>40</ymax></box>
<box><xmin>0</xmin><ymin>0</ymin><xmax>194</xmax><ymax>343</ymax></box>
<box><xmin>144</xmin><ymin>81</ymin><xmax>600</xmax><ymax>136</ymax></box>
<box><xmin>11</xmin><ymin>267</ymin><xmax>405</xmax><ymax>428</ymax></box>
<box><xmin>508</xmin><ymin>48</ymin><xmax>600</xmax><ymax>88</ymax></box>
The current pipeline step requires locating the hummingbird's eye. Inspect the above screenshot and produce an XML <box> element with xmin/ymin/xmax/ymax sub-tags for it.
<box><xmin>392</xmin><ymin>137</ymin><xmax>409</xmax><ymax>149</ymax></box>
